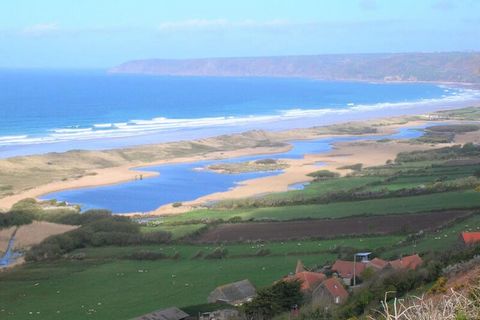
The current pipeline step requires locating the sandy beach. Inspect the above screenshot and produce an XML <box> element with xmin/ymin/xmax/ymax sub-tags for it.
<box><xmin>0</xmin><ymin>145</ymin><xmax>292</xmax><ymax>210</ymax></box>
<box><xmin>0</xmin><ymin>111</ymin><xmax>478</xmax><ymax>216</ymax></box>
<box><xmin>148</xmin><ymin>124</ymin><xmax>441</xmax><ymax>215</ymax></box>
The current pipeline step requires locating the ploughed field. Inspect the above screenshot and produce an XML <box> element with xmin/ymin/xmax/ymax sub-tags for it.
<box><xmin>195</xmin><ymin>210</ymin><xmax>472</xmax><ymax>242</ymax></box>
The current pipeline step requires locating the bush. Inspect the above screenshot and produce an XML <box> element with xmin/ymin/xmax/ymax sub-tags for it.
<box><xmin>307</xmin><ymin>170</ymin><xmax>340</xmax><ymax>180</ymax></box>
<box><xmin>25</xmin><ymin>210</ymin><xmax>172</xmax><ymax>262</ymax></box>
<box><xmin>142</xmin><ymin>231</ymin><xmax>172</xmax><ymax>243</ymax></box>
<box><xmin>0</xmin><ymin>211</ymin><xmax>34</xmax><ymax>228</ymax></box>
<box><xmin>254</xmin><ymin>159</ymin><xmax>277</xmax><ymax>165</ymax></box>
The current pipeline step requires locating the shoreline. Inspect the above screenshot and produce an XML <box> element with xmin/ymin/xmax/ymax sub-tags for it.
<box><xmin>1</xmin><ymin>82</ymin><xmax>479</xmax><ymax>159</ymax></box>
<box><xmin>142</xmin><ymin>120</ymin><xmax>439</xmax><ymax>216</ymax></box>
<box><xmin>0</xmin><ymin>104</ymin><xmax>479</xmax><ymax>214</ymax></box>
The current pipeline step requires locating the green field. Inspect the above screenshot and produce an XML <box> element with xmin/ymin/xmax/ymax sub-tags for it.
<box><xmin>162</xmin><ymin>190</ymin><xmax>480</xmax><ymax>223</ymax></box>
<box><xmin>0</xmin><ymin>235</ymin><xmax>402</xmax><ymax>320</ymax></box>
<box><xmin>2</xmin><ymin>128</ymin><xmax>480</xmax><ymax>319</ymax></box>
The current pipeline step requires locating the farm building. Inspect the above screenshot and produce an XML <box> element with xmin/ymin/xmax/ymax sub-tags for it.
<box><xmin>331</xmin><ymin>260</ymin><xmax>366</xmax><ymax>285</ymax></box>
<box><xmin>199</xmin><ymin>308</ymin><xmax>239</xmax><ymax>320</ymax></box>
<box><xmin>460</xmin><ymin>232</ymin><xmax>480</xmax><ymax>245</ymax></box>
<box><xmin>312</xmin><ymin>277</ymin><xmax>349</xmax><ymax>306</ymax></box>
<box><xmin>367</xmin><ymin>257</ymin><xmax>388</xmax><ymax>270</ymax></box>
<box><xmin>208</xmin><ymin>279</ymin><xmax>256</xmax><ymax>306</ymax></box>
<box><xmin>388</xmin><ymin>254</ymin><xmax>423</xmax><ymax>270</ymax></box>
<box><xmin>295</xmin><ymin>259</ymin><xmax>305</xmax><ymax>273</ymax></box>
<box><xmin>133</xmin><ymin>307</ymin><xmax>189</xmax><ymax>320</ymax></box>
<box><xmin>286</xmin><ymin>271</ymin><xmax>327</xmax><ymax>292</ymax></box>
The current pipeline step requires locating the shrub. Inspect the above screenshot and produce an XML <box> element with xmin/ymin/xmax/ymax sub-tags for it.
<box><xmin>142</xmin><ymin>231</ymin><xmax>172</xmax><ymax>243</ymax></box>
<box><xmin>25</xmin><ymin>210</ymin><xmax>172</xmax><ymax>262</ymax></box>
<box><xmin>307</xmin><ymin>170</ymin><xmax>340</xmax><ymax>180</ymax></box>
<box><xmin>0</xmin><ymin>211</ymin><xmax>34</xmax><ymax>228</ymax></box>
<box><xmin>254</xmin><ymin>159</ymin><xmax>277</xmax><ymax>165</ymax></box>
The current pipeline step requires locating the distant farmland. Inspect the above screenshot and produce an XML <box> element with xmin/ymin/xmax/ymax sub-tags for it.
<box><xmin>195</xmin><ymin>210</ymin><xmax>473</xmax><ymax>242</ymax></box>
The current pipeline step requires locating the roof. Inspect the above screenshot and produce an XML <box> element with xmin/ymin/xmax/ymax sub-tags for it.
<box><xmin>461</xmin><ymin>232</ymin><xmax>480</xmax><ymax>245</ymax></box>
<box><xmin>389</xmin><ymin>254</ymin><xmax>423</xmax><ymax>270</ymax></box>
<box><xmin>368</xmin><ymin>258</ymin><xmax>388</xmax><ymax>270</ymax></box>
<box><xmin>208</xmin><ymin>279</ymin><xmax>256</xmax><ymax>304</ymax></box>
<box><xmin>134</xmin><ymin>307</ymin><xmax>189</xmax><ymax>320</ymax></box>
<box><xmin>320</xmin><ymin>278</ymin><xmax>349</xmax><ymax>301</ymax></box>
<box><xmin>331</xmin><ymin>260</ymin><xmax>366</xmax><ymax>279</ymax></box>
<box><xmin>295</xmin><ymin>260</ymin><xmax>306</xmax><ymax>274</ymax></box>
<box><xmin>287</xmin><ymin>271</ymin><xmax>327</xmax><ymax>292</ymax></box>
<box><xmin>355</xmin><ymin>252</ymin><xmax>372</xmax><ymax>257</ymax></box>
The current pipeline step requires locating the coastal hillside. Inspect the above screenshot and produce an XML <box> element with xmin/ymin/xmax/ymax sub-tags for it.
<box><xmin>110</xmin><ymin>52</ymin><xmax>480</xmax><ymax>83</ymax></box>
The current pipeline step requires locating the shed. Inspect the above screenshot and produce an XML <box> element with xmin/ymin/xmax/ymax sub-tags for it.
<box><xmin>208</xmin><ymin>279</ymin><xmax>256</xmax><ymax>306</ymax></box>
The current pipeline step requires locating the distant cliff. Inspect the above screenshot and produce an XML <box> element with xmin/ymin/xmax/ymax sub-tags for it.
<box><xmin>110</xmin><ymin>52</ymin><xmax>480</xmax><ymax>83</ymax></box>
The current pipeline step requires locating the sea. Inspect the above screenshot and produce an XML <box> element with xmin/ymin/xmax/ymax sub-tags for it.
<box><xmin>1</xmin><ymin>69</ymin><xmax>479</xmax><ymax>158</ymax></box>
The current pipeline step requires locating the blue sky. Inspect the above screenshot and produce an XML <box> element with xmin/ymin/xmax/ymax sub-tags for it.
<box><xmin>0</xmin><ymin>0</ymin><xmax>479</xmax><ymax>68</ymax></box>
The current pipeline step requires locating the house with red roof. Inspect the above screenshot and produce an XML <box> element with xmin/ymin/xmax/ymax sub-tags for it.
<box><xmin>288</xmin><ymin>271</ymin><xmax>327</xmax><ymax>292</ymax></box>
<box><xmin>388</xmin><ymin>254</ymin><xmax>422</xmax><ymax>270</ymax></box>
<box><xmin>460</xmin><ymin>232</ymin><xmax>480</xmax><ymax>245</ymax></box>
<box><xmin>295</xmin><ymin>259</ymin><xmax>306</xmax><ymax>274</ymax></box>
<box><xmin>331</xmin><ymin>260</ymin><xmax>366</xmax><ymax>285</ymax></box>
<box><xmin>367</xmin><ymin>257</ymin><xmax>388</xmax><ymax>270</ymax></box>
<box><xmin>285</xmin><ymin>260</ymin><xmax>327</xmax><ymax>293</ymax></box>
<box><xmin>312</xmin><ymin>277</ymin><xmax>349</xmax><ymax>306</ymax></box>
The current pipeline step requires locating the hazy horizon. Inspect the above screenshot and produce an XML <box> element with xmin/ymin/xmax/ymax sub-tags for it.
<box><xmin>1</xmin><ymin>0</ymin><xmax>479</xmax><ymax>69</ymax></box>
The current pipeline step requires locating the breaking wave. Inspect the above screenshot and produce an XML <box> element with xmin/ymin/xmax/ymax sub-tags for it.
<box><xmin>1</xmin><ymin>87</ymin><xmax>479</xmax><ymax>147</ymax></box>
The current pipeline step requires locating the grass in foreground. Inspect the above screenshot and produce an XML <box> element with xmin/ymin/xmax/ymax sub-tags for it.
<box><xmin>0</xmin><ymin>235</ymin><xmax>401</xmax><ymax>320</ymax></box>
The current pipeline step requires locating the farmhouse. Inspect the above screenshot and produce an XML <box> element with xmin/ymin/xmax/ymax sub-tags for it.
<box><xmin>331</xmin><ymin>260</ymin><xmax>366</xmax><ymax>285</ymax></box>
<box><xmin>207</xmin><ymin>279</ymin><xmax>256</xmax><ymax>306</ymax></box>
<box><xmin>295</xmin><ymin>259</ymin><xmax>305</xmax><ymax>273</ymax></box>
<box><xmin>312</xmin><ymin>277</ymin><xmax>349</xmax><ymax>306</ymax></box>
<box><xmin>133</xmin><ymin>307</ymin><xmax>189</xmax><ymax>320</ymax></box>
<box><xmin>460</xmin><ymin>232</ymin><xmax>480</xmax><ymax>245</ymax></box>
<box><xmin>367</xmin><ymin>257</ymin><xmax>388</xmax><ymax>270</ymax></box>
<box><xmin>388</xmin><ymin>254</ymin><xmax>423</xmax><ymax>270</ymax></box>
<box><xmin>287</xmin><ymin>271</ymin><xmax>327</xmax><ymax>292</ymax></box>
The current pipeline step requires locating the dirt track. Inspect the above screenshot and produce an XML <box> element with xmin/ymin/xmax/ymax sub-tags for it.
<box><xmin>196</xmin><ymin>210</ymin><xmax>472</xmax><ymax>243</ymax></box>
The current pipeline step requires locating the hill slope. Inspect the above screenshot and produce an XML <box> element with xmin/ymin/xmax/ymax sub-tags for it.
<box><xmin>110</xmin><ymin>52</ymin><xmax>480</xmax><ymax>83</ymax></box>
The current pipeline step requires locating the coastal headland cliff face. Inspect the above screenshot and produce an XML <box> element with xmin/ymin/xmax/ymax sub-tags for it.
<box><xmin>110</xmin><ymin>52</ymin><xmax>480</xmax><ymax>83</ymax></box>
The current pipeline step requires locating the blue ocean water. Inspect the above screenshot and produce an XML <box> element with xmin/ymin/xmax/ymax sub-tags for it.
<box><xmin>0</xmin><ymin>69</ymin><xmax>466</xmax><ymax>155</ymax></box>
<box><xmin>42</xmin><ymin>126</ymin><xmax>425</xmax><ymax>213</ymax></box>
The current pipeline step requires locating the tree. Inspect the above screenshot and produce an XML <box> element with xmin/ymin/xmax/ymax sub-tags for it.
<box><xmin>243</xmin><ymin>280</ymin><xmax>303</xmax><ymax>319</ymax></box>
